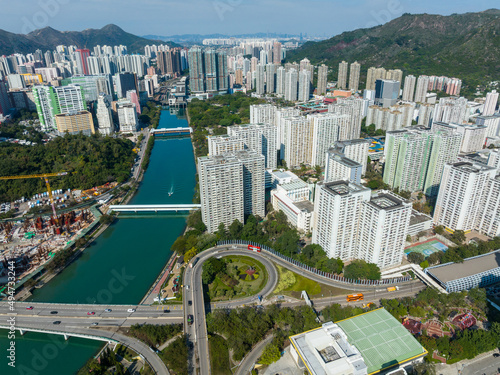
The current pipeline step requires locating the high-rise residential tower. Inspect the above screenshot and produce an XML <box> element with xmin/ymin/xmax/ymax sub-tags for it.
<box><xmin>402</xmin><ymin>75</ymin><xmax>416</xmax><ymax>102</ymax></box>
<box><xmin>337</xmin><ymin>61</ymin><xmax>348</xmax><ymax>90</ymax></box>
<box><xmin>317</xmin><ymin>64</ymin><xmax>328</xmax><ymax>95</ymax></box>
<box><xmin>348</xmin><ymin>61</ymin><xmax>361</xmax><ymax>92</ymax></box>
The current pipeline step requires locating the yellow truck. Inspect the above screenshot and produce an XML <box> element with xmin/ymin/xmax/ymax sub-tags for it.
<box><xmin>387</xmin><ymin>286</ymin><xmax>399</xmax><ymax>292</ymax></box>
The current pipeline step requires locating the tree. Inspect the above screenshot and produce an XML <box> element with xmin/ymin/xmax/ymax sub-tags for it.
<box><xmin>259</xmin><ymin>343</ymin><xmax>281</xmax><ymax>365</ymax></box>
<box><xmin>407</xmin><ymin>252</ymin><xmax>425</xmax><ymax>264</ymax></box>
<box><xmin>228</xmin><ymin>219</ymin><xmax>243</xmax><ymax>239</ymax></box>
<box><xmin>434</xmin><ymin>225</ymin><xmax>444</xmax><ymax>235</ymax></box>
<box><xmin>184</xmin><ymin>247</ymin><xmax>197</xmax><ymax>263</ymax></box>
<box><xmin>99</xmin><ymin>214</ymin><xmax>114</xmax><ymax>225</ymax></box>
<box><xmin>420</xmin><ymin>260</ymin><xmax>429</xmax><ymax>269</ymax></box>
<box><xmin>171</xmin><ymin>236</ymin><xmax>187</xmax><ymax>254</ymax></box>
<box><xmin>202</xmin><ymin>257</ymin><xmax>227</xmax><ymax>284</ymax></box>
<box><xmin>187</xmin><ymin>210</ymin><xmax>206</xmax><ymax>232</ymax></box>
<box><xmin>215</xmin><ymin>223</ymin><xmax>227</xmax><ymax>241</ymax></box>
<box><xmin>344</xmin><ymin>260</ymin><xmax>381</xmax><ymax>280</ymax></box>
<box><xmin>451</xmin><ymin>230</ymin><xmax>466</xmax><ymax>244</ymax></box>
<box><xmin>427</xmin><ymin>251</ymin><xmax>441</xmax><ymax>265</ymax></box>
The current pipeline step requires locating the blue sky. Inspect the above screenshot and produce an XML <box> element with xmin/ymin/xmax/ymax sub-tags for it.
<box><xmin>4</xmin><ymin>0</ymin><xmax>499</xmax><ymax>36</ymax></box>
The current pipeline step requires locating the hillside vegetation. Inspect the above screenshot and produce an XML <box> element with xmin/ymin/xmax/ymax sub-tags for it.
<box><xmin>0</xmin><ymin>24</ymin><xmax>179</xmax><ymax>55</ymax></box>
<box><xmin>0</xmin><ymin>132</ymin><xmax>135</xmax><ymax>202</ymax></box>
<box><xmin>287</xmin><ymin>10</ymin><xmax>500</xmax><ymax>95</ymax></box>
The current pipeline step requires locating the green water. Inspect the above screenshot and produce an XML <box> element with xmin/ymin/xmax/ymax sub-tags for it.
<box><xmin>0</xmin><ymin>109</ymin><xmax>196</xmax><ymax>374</ymax></box>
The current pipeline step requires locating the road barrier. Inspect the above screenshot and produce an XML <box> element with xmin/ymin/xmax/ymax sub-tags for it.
<box><xmin>218</xmin><ymin>240</ymin><xmax>411</xmax><ymax>286</ymax></box>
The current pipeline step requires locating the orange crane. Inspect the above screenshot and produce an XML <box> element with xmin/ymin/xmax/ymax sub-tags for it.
<box><xmin>0</xmin><ymin>172</ymin><xmax>70</xmax><ymax>225</ymax></box>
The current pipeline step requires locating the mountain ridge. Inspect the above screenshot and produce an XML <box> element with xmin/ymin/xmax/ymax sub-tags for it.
<box><xmin>0</xmin><ymin>24</ymin><xmax>179</xmax><ymax>55</ymax></box>
<box><xmin>287</xmin><ymin>10</ymin><xmax>500</xmax><ymax>94</ymax></box>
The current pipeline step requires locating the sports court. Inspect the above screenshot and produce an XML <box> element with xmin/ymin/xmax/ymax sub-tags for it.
<box><xmin>337</xmin><ymin>308</ymin><xmax>427</xmax><ymax>374</ymax></box>
<box><xmin>405</xmin><ymin>238</ymin><xmax>448</xmax><ymax>256</ymax></box>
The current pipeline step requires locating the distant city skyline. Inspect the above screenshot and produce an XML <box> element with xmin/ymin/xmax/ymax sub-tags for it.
<box><xmin>2</xmin><ymin>1</ymin><xmax>499</xmax><ymax>37</ymax></box>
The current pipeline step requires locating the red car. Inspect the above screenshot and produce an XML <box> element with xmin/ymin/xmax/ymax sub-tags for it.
<box><xmin>87</xmin><ymin>312</ymin><xmax>95</xmax><ymax>315</ymax></box>
<box><xmin>26</xmin><ymin>306</ymin><xmax>34</xmax><ymax>310</ymax></box>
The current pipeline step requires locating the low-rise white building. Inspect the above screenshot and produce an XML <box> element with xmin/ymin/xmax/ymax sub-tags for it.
<box><xmin>271</xmin><ymin>178</ymin><xmax>314</xmax><ymax>233</ymax></box>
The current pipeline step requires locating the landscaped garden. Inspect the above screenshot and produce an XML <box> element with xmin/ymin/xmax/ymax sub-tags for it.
<box><xmin>203</xmin><ymin>255</ymin><xmax>268</xmax><ymax>301</ymax></box>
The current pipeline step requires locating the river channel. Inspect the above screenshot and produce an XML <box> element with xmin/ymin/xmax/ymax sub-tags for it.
<box><xmin>1</xmin><ymin>108</ymin><xmax>196</xmax><ymax>374</ymax></box>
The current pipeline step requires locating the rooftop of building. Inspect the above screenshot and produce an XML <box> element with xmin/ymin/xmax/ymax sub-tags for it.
<box><xmin>290</xmin><ymin>321</ymin><xmax>367</xmax><ymax>375</ymax></box>
<box><xmin>271</xmin><ymin>170</ymin><xmax>299</xmax><ymax>181</ymax></box>
<box><xmin>290</xmin><ymin>309</ymin><xmax>426</xmax><ymax>375</ymax></box>
<box><xmin>324</xmin><ymin>181</ymin><xmax>369</xmax><ymax>196</ymax></box>
<box><xmin>426</xmin><ymin>249</ymin><xmax>500</xmax><ymax>283</ymax></box>
<box><xmin>294</xmin><ymin>200</ymin><xmax>314</xmax><ymax>213</ymax></box>
<box><xmin>55</xmin><ymin>110</ymin><xmax>90</xmax><ymax>117</ymax></box>
<box><xmin>449</xmin><ymin>161</ymin><xmax>496</xmax><ymax>174</ymax></box>
<box><xmin>367</xmin><ymin>192</ymin><xmax>408</xmax><ymax>211</ymax></box>
<box><xmin>332</xmin><ymin>155</ymin><xmax>363</xmax><ymax>168</ymax></box>
<box><xmin>337</xmin><ymin>308</ymin><xmax>426</xmax><ymax>374</ymax></box>
<box><xmin>280</xmin><ymin>179</ymin><xmax>308</xmax><ymax>191</ymax></box>
<box><xmin>409</xmin><ymin>210</ymin><xmax>432</xmax><ymax>226</ymax></box>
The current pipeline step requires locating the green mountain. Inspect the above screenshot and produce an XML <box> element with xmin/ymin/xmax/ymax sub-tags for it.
<box><xmin>287</xmin><ymin>9</ymin><xmax>500</xmax><ymax>94</ymax></box>
<box><xmin>0</xmin><ymin>24</ymin><xmax>180</xmax><ymax>55</ymax></box>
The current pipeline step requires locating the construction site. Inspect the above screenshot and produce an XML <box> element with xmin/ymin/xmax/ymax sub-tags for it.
<box><xmin>0</xmin><ymin>208</ymin><xmax>98</xmax><ymax>287</ymax></box>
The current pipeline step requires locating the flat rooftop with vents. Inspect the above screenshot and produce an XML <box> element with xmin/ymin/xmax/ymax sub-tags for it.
<box><xmin>290</xmin><ymin>308</ymin><xmax>427</xmax><ymax>375</ymax></box>
<box><xmin>425</xmin><ymin>249</ymin><xmax>500</xmax><ymax>292</ymax></box>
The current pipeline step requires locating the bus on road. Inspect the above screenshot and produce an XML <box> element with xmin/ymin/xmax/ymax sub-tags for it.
<box><xmin>346</xmin><ymin>293</ymin><xmax>364</xmax><ymax>302</ymax></box>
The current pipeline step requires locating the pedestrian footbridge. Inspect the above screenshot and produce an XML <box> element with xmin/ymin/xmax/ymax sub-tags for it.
<box><xmin>108</xmin><ymin>204</ymin><xmax>201</xmax><ymax>213</ymax></box>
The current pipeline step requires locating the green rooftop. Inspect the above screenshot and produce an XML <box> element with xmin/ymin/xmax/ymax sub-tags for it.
<box><xmin>336</xmin><ymin>308</ymin><xmax>427</xmax><ymax>374</ymax></box>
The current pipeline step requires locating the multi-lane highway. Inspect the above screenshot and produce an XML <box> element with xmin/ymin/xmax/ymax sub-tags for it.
<box><xmin>183</xmin><ymin>249</ymin><xmax>279</xmax><ymax>375</ymax></box>
<box><xmin>0</xmin><ymin>320</ymin><xmax>170</xmax><ymax>374</ymax></box>
<box><xmin>2</xmin><ymin>244</ymin><xmax>427</xmax><ymax>375</ymax></box>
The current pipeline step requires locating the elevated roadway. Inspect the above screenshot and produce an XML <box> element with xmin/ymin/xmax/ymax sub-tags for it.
<box><xmin>2</xmin><ymin>321</ymin><xmax>170</xmax><ymax>375</ymax></box>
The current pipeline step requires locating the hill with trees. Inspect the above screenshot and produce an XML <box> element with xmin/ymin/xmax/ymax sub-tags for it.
<box><xmin>0</xmin><ymin>24</ymin><xmax>179</xmax><ymax>55</ymax></box>
<box><xmin>287</xmin><ymin>9</ymin><xmax>500</xmax><ymax>95</ymax></box>
<box><xmin>0</xmin><ymin>132</ymin><xmax>135</xmax><ymax>202</ymax></box>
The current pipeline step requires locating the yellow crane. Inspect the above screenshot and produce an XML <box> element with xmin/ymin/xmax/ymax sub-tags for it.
<box><xmin>0</xmin><ymin>172</ymin><xmax>70</xmax><ymax>225</ymax></box>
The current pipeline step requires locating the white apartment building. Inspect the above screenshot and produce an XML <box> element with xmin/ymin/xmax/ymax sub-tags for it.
<box><xmin>96</xmin><ymin>94</ymin><xmax>114</xmax><ymax>135</ymax></box>
<box><xmin>433</xmin><ymin>97</ymin><xmax>470</xmax><ymax>125</ymax></box>
<box><xmin>250</xmin><ymin>104</ymin><xmax>276</xmax><ymax>125</ymax></box>
<box><xmin>414</xmin><ymin>75</ymin><xmax>429</xmax><ymax>103</ymax></box>
<box><xmin>117</xmin><ymin>102</ymin><xmax>138</xmax><ymax>132</ymax></box>
<box><xmin>433</xmin><ymin>161</ymin><xmax>500</xmax><ymax>237</ymax></box>
<box><xmin>309</xmin><ymin>112</ymin><xmax>350</xmax><ymax>167</ymax></box>
<box><xmin>402</xmin><ymin>75</ymin><xmax>416</xmax><ymax>102</ymax></box>
<box><xmin>483</xmin><ymin>90</ymin><xmax>499</xmax><ymax>116</ymax></box>
<box><xmin>198</xmin><ymin>154</ymin><xmax>244</xmax><ymax>233</ymax></box>
<box><xmin>476</xmin><ymin>114</ymin><xmax>500</xmax><ymax>138</ymax></box>
<box><xmin>227</xmin><ymin>123</ymin><xmax>277</xmax><ymax>169</ymax></box>
<box><xmin>271</xmin><ymin>179</ymin><xmax>314</xmax><ymax>233</ymax></box>
<box><xmin>358</xmin><ymin>191</ymin><xmax>412</xmax><ymax>269</ymax></box>
<box><xmin>313</xmin><ymin>181</ymin><xmax>371</xmax><ymax>261</ymax></box>
<box><xmin>432</xmin><ymin>122</ymin><xmax>487</xmax><ymax>153</ymax></box>
<box><xmin>277</xmin><ymin>107</ymin><xmax>301</xmax><ymax>157</ymax></box>
<box><xmin>328</xmin><ymin>97</ymin><xmax>364</xmax><ymax>140</ymax></box>
<box><xmin>417</xmin><ymin>103</ymin><xmax>434</xmax><ymax>126</ymax></box>
<box><xmin>298</xmin><ymin>70</ymin><xmax>311</xmax><ymax>102</ymax></box>
<box><xmin>313</xmin><ymin>181</ymin><xmax>411</xmax><ymax>269</ymax></box>
<box><xmin>284</xmin><ymin>116</ymin><xmax>314</xmax><ymax>168</ymax></box>
<box><xmin>207</xmin><ymin>134</ymin><xmax>244</xmax><ymax>156</ymax></box>
<box><xmin>324</xmin><ymin>153</ymin><xmax>363</xmax><ymax>184</ymax></box>
<box><xmin>238</xmin><ymin>150</ymin><xmax>265</xmax><ymax>218</ymax></box>
<box><xmin>285</xmin><ymin>68</ymin><xmax>298</xmax><ymax>102</ymax></box>
<box><xmin>333</xmin><ymin>139</ymin><xmax>370</xmax><ymax>174</ymax></box>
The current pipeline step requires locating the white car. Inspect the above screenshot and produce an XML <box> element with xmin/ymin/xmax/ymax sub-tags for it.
<box><xmin>127</xmin><ymin>308</ymin><xmax>136</xmax><ymax>313</ymax></box>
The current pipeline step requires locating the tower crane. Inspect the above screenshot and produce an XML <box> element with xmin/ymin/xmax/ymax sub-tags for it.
<box><xmin>0</xmin><ymin>172</ymin><xmax>71</xmax><ymax>225</ymax></box>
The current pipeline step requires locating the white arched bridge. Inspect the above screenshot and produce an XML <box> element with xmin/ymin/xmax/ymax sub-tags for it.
<box><xmin>108</xmin><ymin>204</ymin><xmax>201</xmax><ymax>213</ymax></box>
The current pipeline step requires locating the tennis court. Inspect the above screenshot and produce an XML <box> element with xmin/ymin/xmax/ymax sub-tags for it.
<box><xmin>405</xmin><ymin>239</ymin><xmax>448</xmax><ymax>256</ymax></box>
